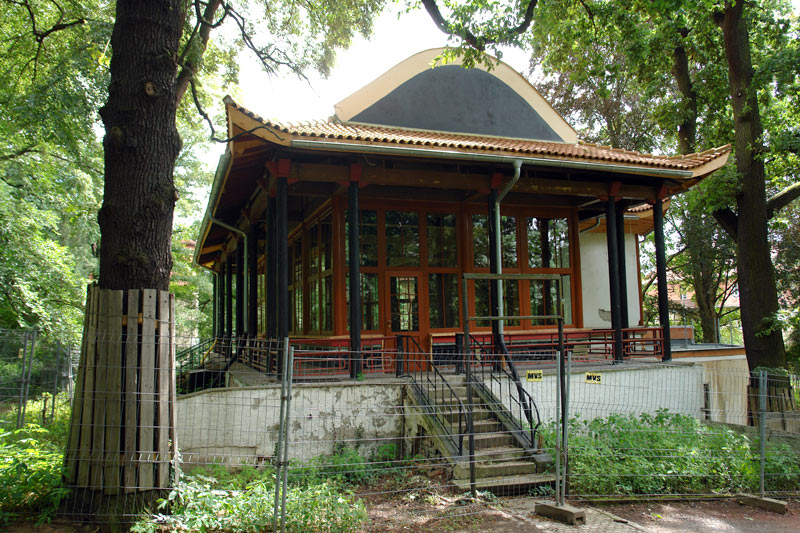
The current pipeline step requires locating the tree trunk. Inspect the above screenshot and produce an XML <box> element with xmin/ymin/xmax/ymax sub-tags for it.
<box><xmin>97</xmin><ymin>0</ymin><xmax>183</xmax><ymax>291</ymax></box>
<box><xmin>721</xmin><ymin>2</ymin><xmax>786</xmax><ymax>369</ymax></box>
<box><xmin>672</xmin><ymin>42</ymin><xmax>697</xmax><ymax>155</ymax></box>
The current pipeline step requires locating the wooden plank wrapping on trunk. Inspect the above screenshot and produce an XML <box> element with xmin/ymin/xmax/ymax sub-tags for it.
<box><xmin>90</xmin><ymin>289</ymin><xmax>108</xmax><ymax>490</ymax></box>
<box><xmin>156</xmin><ymin>290</ymin><xmax>171</xmax><ymax>488</ymax></box>
<box><xmin>103</xmin><ymin>290</ymin><xmax>124</xmax><ymax>494</ymax></box>
<box><xmin>77</xmin><ymin>285</ymin><xmax>100</xmax><ymax>486</ymax></box>
<box><xmin>123</xmin><ymin>289</ymin><xmax>139</xmax><ymax>492</ymax></box>
<box><xmin>139</xmin><ymin>289</ymin><xmax>157</xmax><ymax>490</ymax></box>
<box><xmin>65</xmin><ymin>284</ymin><xmax>94</xmax><ymax>483</ymax></box>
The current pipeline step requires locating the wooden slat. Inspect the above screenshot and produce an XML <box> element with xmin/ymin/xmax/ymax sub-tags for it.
<box><xmin>90</xmin><ymin>289</ymin><xmax>108</xmax><ymax>490</ymax></box>
<box><xmin>169</xmin><ymin>294</ymin><xmax>179</xmax><ymax>483</ymax></box>
<box><xmin>139</xmin><ymin>289</ymin><xmax>157</xmax><ymax>490</ymax></box>
<box><xmin>123</xmin><ymin>290</ymin><xmax>139</xmax><ymax>492</ymax></box>
<box><xmin>156</xmin><ymin>290</ymin><xmax>171</xmax><ymax>488</ymax></box>
<box><xmin>65</xmin><ymin>285</ymin><xmax>93</xmax><ymax>483</ymax></box>
<box><xmin>77</xmin><ymin>286</ymin><xmax>100</xmax><ymax>487</ymax></box>
<box><xmin>103</xmin><ymin>290</ymin><xmax>124</xmax><ymax>494</ymax></box>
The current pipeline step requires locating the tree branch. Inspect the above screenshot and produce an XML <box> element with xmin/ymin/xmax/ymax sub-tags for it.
<box><xmin>421</xmin><ymin>0</ymin><xmax>538</xmax><ymax>51</ymax></box>
<box><xmin>766</xmin><ymin>181</ymin><xmax>800</xmax><ymax>219</ymax></box>
<box><xmin>712</xmin><ymin>207</ymin><xmax>738</xmax><ymax>241</ymax></box>
<box><xmin>641</xmin><ymin>245</ymin><xmax>686</xmax><ymax>295</ymax></box>
<box><xmin>175</xmin><ymin>0</ymin><xmax>223</xmax><ymax>105</ymax></box>
<box><xmin>0</xmin><ymin>145</ymin><xmax>40</xmax><ymax>162</ymax></box>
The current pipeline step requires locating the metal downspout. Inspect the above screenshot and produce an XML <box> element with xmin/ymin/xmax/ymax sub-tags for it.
<box><xmin>211</xmin><ymin>217</ymin><xmax>248</xmax><ymax>335</ymax></box>
<box><xmin>495</xmin><ymin>160</ymin><xmax>522</xmax><ymax>338</ymax></box>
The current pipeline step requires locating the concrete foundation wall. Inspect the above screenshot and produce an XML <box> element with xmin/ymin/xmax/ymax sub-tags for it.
<box><xmin>486</xmin><ymin>363</ymin><xmax>706</xmax><ymax>426</ymax></box>
<box><xmin>176</xmin><ymin>382</ymin><xmax>404</xmax><ymax>466</ymax></box>
<box><xmin>176</xmin><ymin>358</ymin><xmax>752</xmax><ymax>466</ymax></box>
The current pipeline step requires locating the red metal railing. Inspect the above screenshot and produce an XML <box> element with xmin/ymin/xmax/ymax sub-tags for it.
<box><xmin>259</xmin><ymin>327</ymin><xmax>666</xmax><ymax>377</ymax></box>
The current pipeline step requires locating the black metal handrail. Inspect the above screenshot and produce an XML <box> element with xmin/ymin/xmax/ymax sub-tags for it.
<box><xmin>470</xmin><ymin>337</ymin><xmax>540</xmax><ymax>449</ymax></box>
<box><xmin>176</xmin><ymin>337</ymin><xmax>217</xmax><ymax>371</ymax></box>
<box><xmin>397</xmin><ymin>334</ymin><xmax>465</xmax><ymax>457</ymax></box>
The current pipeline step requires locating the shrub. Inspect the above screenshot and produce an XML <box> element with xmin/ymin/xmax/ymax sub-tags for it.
<box><xmin>541</xmin><ymin>410</ymin><xmax>800</xmax><ymax>497</ymax></box>
<box><xmin>0</xmin><ymin>426</ymin><xmax>69</xmax><ymax>525</ymax></box>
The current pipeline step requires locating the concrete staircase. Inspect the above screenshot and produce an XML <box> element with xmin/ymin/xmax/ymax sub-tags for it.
<box><xmin>418</xmin><ymin>375</ymin><xmax>554</xmax><ymax>494</ymax></box>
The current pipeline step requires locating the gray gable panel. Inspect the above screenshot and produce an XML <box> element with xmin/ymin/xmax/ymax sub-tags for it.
<box><xmin>350</xmin><ymin>65</ymin><xmax>564</xmax><ymax>142</ymax></box>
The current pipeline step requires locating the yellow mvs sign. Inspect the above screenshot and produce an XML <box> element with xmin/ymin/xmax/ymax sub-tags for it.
<box><xmin>585</xmin><ymin>372</ymin><xmax>602</xmax><ymax>384</ymax></box>
<box><xmin>526</xmin><ymin>370</ymin><xmax>543</xmax><ymax>382</ymax></box>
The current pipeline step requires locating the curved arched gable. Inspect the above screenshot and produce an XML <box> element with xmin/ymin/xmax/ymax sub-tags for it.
<box><xmin>334</xmin><ymin>48</ymin><xmax>578</xmax><ymax>143</ymax></box>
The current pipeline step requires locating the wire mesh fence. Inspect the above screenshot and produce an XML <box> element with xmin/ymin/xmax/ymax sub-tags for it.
<box><xmin>3</xmin><ymin>330</ymin><xmax>800</xmax><ymax>530</ymax></box>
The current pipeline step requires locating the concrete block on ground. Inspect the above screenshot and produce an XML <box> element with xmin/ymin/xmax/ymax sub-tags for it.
<box><xmin>736</xmin><ymin>494</ymin><xmax>788</xmax><ymax>514</ymax></box>
<box><xmin>535</xmin><ymin>501</ymin><xmax>587</xmax><ymax>525</ymax></box>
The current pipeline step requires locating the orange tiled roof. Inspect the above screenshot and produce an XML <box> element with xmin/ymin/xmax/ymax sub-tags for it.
<box><xmin>226</xmin><ymin>99</ymin><xmax>730</xmax><ymax>173</ymax></box>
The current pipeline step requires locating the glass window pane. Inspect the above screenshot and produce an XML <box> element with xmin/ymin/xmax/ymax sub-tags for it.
<box><xmin>309</xmin><ymin>225</ymin><xmax>319</xmax><ymax>275</ymax></box>
<box><xmin>530</xmin><ymin>275</ymin><xmax>571</xmax><ymax>325</ymax></box>
<box><xmin>429</xmin><ymin>273</ymin><xmax>459</xmax><ymax>329</ymax></box>
<box><xmin>504</xmin><ymin>280</ymin><xmax>520</xmax><ymax>326</ymax></box>
<box><xmin>427</xmin><ymin>213</ymin><xmax>457</xmax><ymax>267</ymax></box>
<box><xmin>320</xmin><ymin>215</ymin><xmax>332</xmax><ymax>272</ymax></box>
<box><xmin>472</xmin><ymin>215</ymin><xmax>489</xmax><ymax>268</ymax></box>
<box><xmin>321</xmin><ymin>276</ymin><xmax>332</xmax><ymax>331</ymax></box>
<box><xmin>474</xmin><ymin>279</ymin><xmax>519</xmax><ymax>327</ymax></box>
<box><xmin>386</xmin><ymin>211</ymin><xmax>419</xmax><ymax>267</ymax></box>
<box><xmin>501</xmin><ymin>215</ymin><xmax>517</xmax><ymax>268</ymax></box>
<box><xmin>345</xmin><ymin>210</ymin><xmax>378</xmax><ymax>267</ymax></box>
<box><xmin>346</xmin><ymin>273</ymin><xmax>379</xmax><ymax>331</ymax></box>
<box><xmin>309</xmin><ymin>279</ymin><xmax>319</xmax><ymax>332</ymax></box>
<box><xmin>390</xmin><ymin>276</ymin><xmax>419</xmax><ymax>331</ymax></box>
<box><xmin>528</xmin><ymin>217</ymin><xmax>570</xmax><ymax>269</ymax></box>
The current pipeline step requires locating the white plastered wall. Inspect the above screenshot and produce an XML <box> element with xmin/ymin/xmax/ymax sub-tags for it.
<box><xmin>579</xmin><ymin>232</ymin><xmax>641</xmax><ymax>328</ymax></box>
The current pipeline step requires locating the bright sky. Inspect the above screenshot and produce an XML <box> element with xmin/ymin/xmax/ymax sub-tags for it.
<box><xmin>233</xmin><ymin>6</ymin><xmax>531</xmax><ymax>125</ymax></box>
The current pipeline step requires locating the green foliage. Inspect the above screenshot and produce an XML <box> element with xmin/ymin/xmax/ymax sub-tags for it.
<box><xmin>132</xmin><ymin>464</ymin><xmax>367</xmax><ymax>533</ymax></box>
<box><xmin>0</xmin><ymin>425</ymin><xmax>70</xmax><ymax>526</ymax></box>
<box><xmin>543</xmin><ymin>410</ymin><xmax>800</xmax><ymax>496</ymax></box>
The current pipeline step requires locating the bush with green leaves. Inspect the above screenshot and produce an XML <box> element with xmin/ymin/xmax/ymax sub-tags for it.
<box><xmin>0</xmin><ymin>426</ymin><xmax>69</xmax><ymax>525</ymax></box>
<box><xmin>542</xmin><ymin>410</ymin><xmax>800</xmax><ymax>496</ymax></box>
<box><xmin>132</xmin><ymin>467</ymin><xmax>367</xmax><ymax>533</ymax></box>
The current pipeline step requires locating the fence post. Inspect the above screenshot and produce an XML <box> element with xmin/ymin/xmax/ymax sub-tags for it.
<box><xmin>759</xmin><ymin>369</ymin><xmax>767</xmax><ymax>498</ymax></box>
<box><xmin>554</xmin><ymin>327</ymin><xmax>562</xmax><ymax>506</ymax></box>
<box><xmin>280</xmin><ymin>345</ymin><xmax>295</xmax><ymax>533</ymax></box>
<box><xmin>16</xmin><ymin>332</ymin><xmax>29</xmax><ymax>429</ymax></box>
<box><xmin>273</xmin><ymin>338</ymin><xmax>289</xmax><ymax>531</ymax></box>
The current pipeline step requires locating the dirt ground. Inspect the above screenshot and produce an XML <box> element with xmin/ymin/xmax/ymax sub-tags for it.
<box><xmin>593</xmin><ymin>499</ymin><xmax>800</xmax><ymax>533</ymax></box>
<box><xmin>7</xmin><ymin>485</ymin><xmax>800</xmax><ymax>532</ymax></box>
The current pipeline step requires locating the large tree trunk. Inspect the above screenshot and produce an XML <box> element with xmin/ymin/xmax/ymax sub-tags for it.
<box><xmin>65</xmin><ymin>1</ymin><xmax>184</xmax><ymax>516</ymax></box>
<box><xmin>721</xmin><ymin>2</ymin><xmax>786</xmax><ymax>369</ymax></box>
<box><xmin>97</xmin><ymin>0</ymin><xmax>182</xmax><ymax>291</ymax></box>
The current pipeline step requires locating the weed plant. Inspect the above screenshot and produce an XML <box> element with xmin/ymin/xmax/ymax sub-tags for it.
<box><xmin>542</xmin><ymin>410</ymin><xmax>800</xmax><ymax>496</ymax></box>
<box><xmin>0</xmin><ymin>393</ymin><xmax>73</xmax><ymax>526</ymax></box>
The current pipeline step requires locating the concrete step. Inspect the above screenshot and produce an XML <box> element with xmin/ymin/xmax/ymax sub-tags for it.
<box><xmin>473</xmin><ymin>446</ymin><xmax>526</xmax><ymax>463</ymax></box>
<box><xmin>438</xmin><ymin>407</ymin><xmax>493</xmax><ymax>423</ymax></box>
<box><xmin>451</xmin><ymin>419</ymin><xmax>503</xmax><ymax>434</ymax></box>
<box><xmin>472</xmin><ymin>432</ymin><xmax>514</xmax><ymax>449</ymax></box>
<box><xmin>454</xmin><ymin>459</ymin><xmax>539</xmax><ymax>479</ymax></box>
<box><xmin>451</xmin><ymin>473</ymin><xmax>556</xmax><ymax>495</ymax></box>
